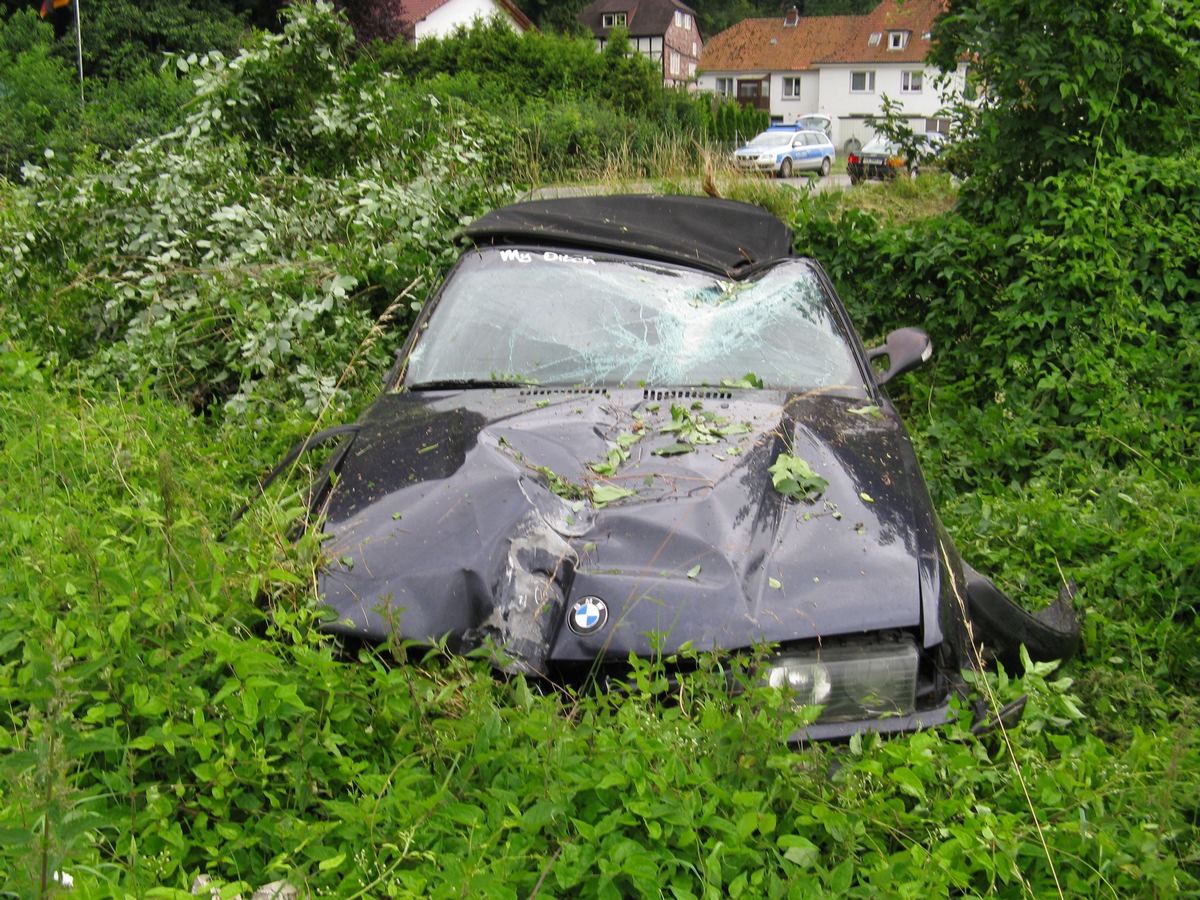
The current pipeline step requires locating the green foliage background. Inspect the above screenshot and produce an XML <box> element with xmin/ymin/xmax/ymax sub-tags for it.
<box><xmin>511</xmin><ymin>0</ymin><xmax>882</xmax><ymax>38</ymax></box>
<box><xmin>0</xmin><ymin>1</ymin><xmax>1197</xmax><ymax>896</ymax></box>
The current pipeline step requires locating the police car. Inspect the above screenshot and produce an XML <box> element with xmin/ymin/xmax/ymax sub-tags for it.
<box><xmin>731</xmin><ymin>125</ymin><xmax>836</xmax><ymax>178</ymax></box>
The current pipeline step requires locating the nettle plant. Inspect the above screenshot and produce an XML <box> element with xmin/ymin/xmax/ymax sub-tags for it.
<box><xmin>2</xmin><ymin>1</ymin><xmax>517</xmax><ymax>422</ymax></box>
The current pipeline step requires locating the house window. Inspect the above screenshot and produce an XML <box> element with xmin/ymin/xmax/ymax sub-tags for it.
<box><xmin>850</xmin><ymin>71</ymin><xmax>876</xmax><ymax>93</ymax></box>
<box><xmin>782</xmin><ymin>77</ymin><xmax>801</xmax><ymax>99</ymax></box>
<box><xmin>674</xmin><ymin>11</ymin><xmax>692</xmax><ymax>29</ymax></box>
<box><xmin>738</xmin><ymin>79</ymin><xmax>767</xmax><ymax>101</ymax></box>
<box><xmin>602</xmin><ymin>12</ymin><xmax>626</xmax><ymax>28</ymax></box>
<box><xmin>670</xmin><ymin>52</ymin><xmax>681</xmax><ymax>76</ymax></box>
<box><xmin>716</xmin><ymin>77</ymin><xmax>733</xmax><ymax>97</ymax></box>
<box><xmin>867</xmin><ymin>32</ymin><xmax>882</xmax><ymax>46</ymax></box>
<box><xmin>902</xmin><ymin>70</ymin><xmax>923</xmax><ymax>93</ymax></box>
<box><xmin>888</xmin><ymin>31</ymin><xmax>909</xmax><ymax>50</ymax></box>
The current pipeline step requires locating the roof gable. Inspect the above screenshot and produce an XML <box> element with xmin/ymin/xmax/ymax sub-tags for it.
<box><xmin>579</xmin><ymin>0</ymin><xmax>701</xmax><ymax>40</ymax></box>
<box><xmin>700</xmin><ymin>0</ymin><xmax>944</xmax><ymax>73</ymax></box>
<box><xmin>399</xmin><ymin>0</ymin><xmax>533</xmax><ymax>37</ymax></box>
<box><xmin>815</xmin><ymin>0</ymin><xmax>943</xmax><ymax>64</ymax></box>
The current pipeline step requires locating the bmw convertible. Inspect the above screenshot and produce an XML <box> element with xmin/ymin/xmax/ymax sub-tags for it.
<box><xmin>302</xmin><ymin>195</ymin><xmax>1078</xmax><ymax>741</ymax></box>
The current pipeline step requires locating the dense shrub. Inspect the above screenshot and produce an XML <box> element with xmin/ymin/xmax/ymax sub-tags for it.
<box><xmin>698</xmin><ymin>96</ymin><xmax>770</xmax><ymax>145</ymax></box>
<box><xmin>795</xmin><ymin>155</ymin><xmax>1199</xmax><ymax>482</ymax></box>
<box><xmin>368</xmin><ymin>18</ymin><xmax>725</xmax><ymax>181</ymax></box>
<box><xmin>55</xmin><ymin>0</ymin><xmax>252</xmax><ymax>80</ymax></box>
<box><xmin>931</xmin><ymin>0</ymin><xmax>1200</xmax><ymax>213</ymax></box>
<box><xmin>0</xmin><ymin>2</ymin><xmax>518</xmax><ymax>422</ymax></box>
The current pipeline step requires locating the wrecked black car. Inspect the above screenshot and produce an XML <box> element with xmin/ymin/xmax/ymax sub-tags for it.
<box><xmin>305</xmin><ymin>194</ymin><xmax>1078</xmax><ymax>741</ymax></box>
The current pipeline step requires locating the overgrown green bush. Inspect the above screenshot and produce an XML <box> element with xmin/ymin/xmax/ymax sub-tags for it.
<box><xmin>931</xmin><ymin>0</ymin><xmax>1200</xmax><ymax>214</ymax></box>
<box><xmin>367</xmin><ymin>16</ymin><xmax>726</xmax><ymax>182</ymax></box>
<box><xmin>0</xmin><ymin>11</ymin><xmax>192</xmax><ymax>181</ymax></box>
<box><xmin>1</xmin><ymin>2</ymin><xmax>517</xmax><ymax>423</ymax></box>
<box><xmin>794</xmin><ymin>155</ymin><xmax>1199</xmax><ymax>485</ymax></box>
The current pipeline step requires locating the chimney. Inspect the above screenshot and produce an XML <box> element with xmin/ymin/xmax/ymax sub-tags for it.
<box><xmin>784</xmin><ymin>6</ymin><xmax>800</xmax><ymax>26</ymax></box>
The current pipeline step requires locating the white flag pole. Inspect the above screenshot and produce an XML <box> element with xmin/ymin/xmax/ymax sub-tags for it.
<box><xmin>73</xmin><ymin>0</ymin><xmax>83</xmax><ymax>107</ymax></box>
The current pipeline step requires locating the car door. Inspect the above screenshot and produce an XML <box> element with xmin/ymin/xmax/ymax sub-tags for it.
<box><xmin>787</xmin><ymin>133</ymin><xmax>806</xmax><ymax>169</ymax></box>
<box><xmin>796</xmin><ymin>132</ymin><xmax>820</xmax><ymax>169</ymax></box>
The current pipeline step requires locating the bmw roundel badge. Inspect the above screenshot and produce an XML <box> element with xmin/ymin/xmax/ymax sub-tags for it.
<box><xmin>568</xmin><ymin>597</ymin><xmax>608</xmax><ymax>636</ymax></box>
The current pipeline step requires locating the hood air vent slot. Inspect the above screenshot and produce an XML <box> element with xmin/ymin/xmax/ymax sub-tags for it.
<box><xmin>520</xmin><ymin>387</ymin><xmax>610</xmax><ymax>397</ymax></box>
<box><xmin>516</xmin><ymin>387</ymin><xmax>733</xmax><ymax>402</ymax></box>
<box><xmin>643</xmin><ymin>388</ymin><xmax>733</xmax><ymax>402</ymax></box>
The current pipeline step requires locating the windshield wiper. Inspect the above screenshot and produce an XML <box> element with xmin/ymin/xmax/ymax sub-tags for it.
<box><xmin>406</xmin><ymin>378</ymin><xmax>535</xmax><ymax>391</ymax></box>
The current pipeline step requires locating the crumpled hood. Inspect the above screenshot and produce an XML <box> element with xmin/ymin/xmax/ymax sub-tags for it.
<box><xmin>316</xmin><ymin>387</ymin><xmax>941</xmax><ymax>674</ymax></box>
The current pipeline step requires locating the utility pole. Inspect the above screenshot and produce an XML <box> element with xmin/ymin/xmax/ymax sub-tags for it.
<box><xmin>74</xmin><ymin>0</ymin><xmax>84</xmax><ymax>107</ymax></box>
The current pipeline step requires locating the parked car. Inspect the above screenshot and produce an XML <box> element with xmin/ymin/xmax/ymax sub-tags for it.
<box><xmin>847</xmin><ymin>132</ymin><xmax>946</xmax><ymax>184</ymax></box>
<box><xmin>732</xmin><ymin>126</ymin><xmax>835</xmax><ymax>178</ymax></box>
<box><xmin>301</xmin><ymin>195</ymin><xmax>1078</xmax><ymax>742</ymax></box>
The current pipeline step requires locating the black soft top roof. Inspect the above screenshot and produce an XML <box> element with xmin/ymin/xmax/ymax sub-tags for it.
<box><xmin>461</xmin><ymin>194</ymin><xmax>796</xmax><ymax>278</ymax></box>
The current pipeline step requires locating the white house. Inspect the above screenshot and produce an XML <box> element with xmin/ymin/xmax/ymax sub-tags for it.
<box><xmin>338</xmin><ymin>0</ymin><xmax>533</xmax><ymax>45</ymax></box>
<box><xmin>400</xmin><ymin>0</ymin><xmax>533</xmax><ymax>43</ymax></box>
<box><xmin>698</xmin><ymin>0</ymin><xmax>966</xmax><ymax>152</ymax></box>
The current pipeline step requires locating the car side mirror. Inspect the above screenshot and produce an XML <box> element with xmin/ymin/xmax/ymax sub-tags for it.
<box><xmin>866</xmin><ymin>327</ymin><xmax>932</xmax><ymax>384</ymax></box>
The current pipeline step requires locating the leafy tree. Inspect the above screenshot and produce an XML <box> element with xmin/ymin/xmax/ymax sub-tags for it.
<box><xmin>692</xmin><ymin>0</ymin><xmax>774</xmax><ymax>38</ymax></box>
<box><xmin>334</xmin><ymin>0</ymin><xmax>407</xmax><ymax>43</ymax></box>
<box><xmin>374</xmin><ymin>19</ymin><xmax>666</xmax><ymax>120</ymax></box>
<box><xmin>688</xmin><ymin>0</ymin><xmax>877</xmax><ymax>39</ymax></box>
<box><xmin>78</xmin><ymin>0</ymin><xmax>252</xmax><ymax>78</ymax></box>
<box><xmin>596</xmin><ymin>27</ymin><xmax>662</xmax><ymax>114</ymax></box>
<box><xmin>798</xmin><ymin>0</ymin><xmax>877</xmax><ymax>14</ymax></box>
<box><xmin>510</xmin><ymin>0</ymin><xmax>589</xmax><ymax>34</ymax></box>
<box><xmin>0</xmin><ymin>10</ymin><xmax>190</xmax><ymax>178</ymax></box>
<box><xmin>930</xmin><ymin>0</ymin><xmax>1200</xmax><ymax>210</ymax></box>
<box><xmin>1</xmin><ymin>0</ymin><xmax>269</xmax><ymax>78</ymax></box>
<box><xmin>0</xmin><ymin>11</ymin><xmax>81</xmax><ymax>175</ymax></box>
<box><xmin>1</xmin><ymin>0</ymin><xmax>283</xmax><ymax>46</ymax></box>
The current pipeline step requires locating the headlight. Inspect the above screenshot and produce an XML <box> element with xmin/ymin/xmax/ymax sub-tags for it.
<box><xmin>761</xmin><ymin>635</ymin><xmax>920</xmax><ymax>722</ymax></box>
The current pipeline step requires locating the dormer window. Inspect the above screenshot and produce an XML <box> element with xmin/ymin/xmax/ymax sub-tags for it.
<box><xmin>888</xmin><ymin>31</ymin><xmax>910</xmax><ymax>50</ymax></box>
<box><xmin>602</xmin><ymin>12</ymin><xmax>627</xmax><ymax>28</ymax></box>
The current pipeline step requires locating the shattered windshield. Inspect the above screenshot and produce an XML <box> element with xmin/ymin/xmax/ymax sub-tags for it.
<box><xmin>402</xmin><ymin>248</ymin><xmax>860</xmax><ymax>390</ymax></box>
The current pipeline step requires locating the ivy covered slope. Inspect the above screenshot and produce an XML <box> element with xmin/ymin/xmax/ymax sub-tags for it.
<box><xmin>1</xmin><ymin>1</ymin><xmax>1198</xmax><ymax>897</ymax></box>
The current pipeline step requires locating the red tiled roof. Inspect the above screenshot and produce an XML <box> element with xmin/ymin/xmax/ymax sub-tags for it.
<box><xmin>699</xmin><ymin>13</ymin><xmax>859</xmax><ymax>72</ymax></box>
<box><xmin>400</xmin><ymin>0</ymin><xmax>446</xmax><ymax>21</ymax></box>
<box><xmin>815</xmin><ymin>0</ymin><xmax>944</xmax><ymax>64</ymax></box>
<box><xmin>700</xmin><ymin>0</ymin><xmax>945</xmax><ymax>72</ymax></box>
